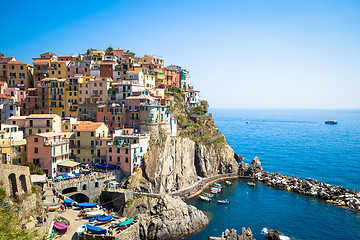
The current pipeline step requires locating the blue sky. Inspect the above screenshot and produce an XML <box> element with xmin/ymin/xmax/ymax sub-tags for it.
<box><xmin>2</xmin><ymin>0</ymin><xmax>360</xmax><ymax>108</ymax></box>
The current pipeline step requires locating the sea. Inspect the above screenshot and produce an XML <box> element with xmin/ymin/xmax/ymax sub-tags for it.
<box><xmin>185</xmin><ymin>109</ymin><xmax>360</xmax><ymax>240</ymax></box>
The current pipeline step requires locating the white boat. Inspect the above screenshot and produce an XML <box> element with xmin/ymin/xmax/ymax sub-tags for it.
<box><xmin>111</xmin><ymin>217</ymin><xmax>127</xmax><ymax>227</ymax></box>
<box><xmin>226</xmin><ymin>181</ymin><xmax>232</xmax><ymax>185</ymax></box>
<box><xmin>86</xmin><ymin>210</ymin><xmax>104</xmax><ymax>218</ymax></box>
<box><xmin>199</xmin><ymin>195</ymin><xmax>211</xmax><ymax>202</ymax></box>
<box><xmin>76</xmin><ymin>224</ymin><xmax>87</xmax><ymax>236</ymax></box>
<box><xmin>247</xmin><ymin>182</ymin><xmax>255</xmax><ymax>187</ymax></box>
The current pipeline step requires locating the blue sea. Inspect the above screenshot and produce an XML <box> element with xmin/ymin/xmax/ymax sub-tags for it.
<box><xmin>185</xmin><ymin>109</ymin><xmax>360</xmax><ymax>240</ymax></box>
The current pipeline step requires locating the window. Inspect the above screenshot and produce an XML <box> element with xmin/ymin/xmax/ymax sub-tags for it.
<box><xmin>38</xmin><ymin>129</ymin><xmax>41</xmax><ymax>133</ymax></box>
<box><xmin>91</xmin><ymin>140</ymin><xmax>94</xmax><ymax>146</ymax></box>
<box><xmin>117</xmin><ymin>148</ymin><xmax>120</xmax><ymax>153</ymax></box>
<box><xmin>125</xmin><ymin>157</ymin><xmax>128</xmax><ymax>163</ymax></box>
<box><xmin>109</xmin><ymin>156</ymin><xmax>112</xmax><ymax>162</ymax></box>
<box><xmin>77</xmin><ymin>149</ymin><xmax>80</xmax><ymax>154</ymax></box>
<box><xmin>109</xmin><ymin>147</ymin><xmax>112</xmax><ymax>153</ymax></box>
<box><xmin>117</xmin><ymin>156</ymin><xmax>120</xmax><ymax>163</ymax></box>
<box><xmin>34</xmin><ymin>138</ymin><xmax>38</xmax><ymax>142</ymax></box>
<box><xmin>29</xmin><ymin>129</ymin><xmax>32</xmax><ymax>135</ymax></box>
<box><xmin>77</xmin><ymin>132</ymin><xmax>80</xmax><ymax>136</ymax></box>
<box><xmin>91</xmin><ymin>149</ymin><xmax>94</xmax><ymax>154</ymax></box>
<box><xmin>34</xmin><ymin>148</ymin><xmax>38</xmax><ymax>153</ymax></box>
<box><xmin>77</xmin><ymin>140</ymin><xmax>80</xmax><ymax>146</ymax></box>
<box><xmin>125</xmin><ymin>149</ymin><xmax>128</xmax><ymax>154</ymax></box>
<box><xmin>91</xmin><ymin>132</ymin><xmax>94</xmax><ymax>137</ymax></box>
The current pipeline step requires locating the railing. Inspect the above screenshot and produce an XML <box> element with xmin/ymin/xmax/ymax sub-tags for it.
<box><xmin>44</xmin><ymin>139</ymin><xmax>69</xmax><ymax>146</ymax></box>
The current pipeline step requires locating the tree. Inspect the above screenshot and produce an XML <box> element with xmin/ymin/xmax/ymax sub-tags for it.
<box><xmin>21</xmin><ymin>163</ymin><xmax>45</xmax><ymax>175</ymax></box>
<box><xmin>105</xmin><ymin>46</ymin><xmax>114</xmax><ymax>55</ymax></box>
<box><xmin>0</xmin><ymin>52</ymin><xmax>4</xmax><ymax>57</ymax></box>
<box><xmin>86</xmin><ymin>48</ymin><xmax>98</xmax><ymax>54</ymax></box>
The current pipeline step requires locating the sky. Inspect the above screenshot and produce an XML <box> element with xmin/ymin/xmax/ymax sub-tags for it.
<box><xmin>1</xmin><ymin>0</ymin><xmax>360</xmax><ymax>109</ymax></box>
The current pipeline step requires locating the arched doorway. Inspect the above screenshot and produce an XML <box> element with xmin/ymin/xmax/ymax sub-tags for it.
<box><xmin>8</xmin><ymin>173</ymin><xmax>18</xmax><ymax>198</ymax></box>
<box><xmin>70</xmin><ymin>193</ymin><xmax>89</xmax><ymax>203</ymax></box>
<box><xmin>82</xmin><ymin>184</ymin><xmax>87</xmax><ymax>191</ymax></box>
<box><xmin>19</xmin><ymin>175</ymin><xmax>27</xmax><ymax>193</ymax></box>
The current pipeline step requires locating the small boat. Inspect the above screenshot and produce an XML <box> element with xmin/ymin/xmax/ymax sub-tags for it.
<box><xmin>89</xmin><ymin>217</ymin><xmax>96</xmax><ymax>222</ymax></box>
<box><xmin>44</xmin><ymin>203</ymin><xmax>60</xmax><ymax>211</ymax></box>
<box><xmin>111</xmin><ymin>217</ymin><xmax>127</xmax><ymax>227</ymax></box>
<box><xmin>211</xmin><ymin>187</ymin><xmax>221</xmax><ymax>193</ymax></box>
<box><xmin>119</xmin><ymin>218</ymin><xmax>134</xmax><ymax>227</ymax></box>
<box><xmin>77</xmin><ymin>202</ymin><xmax>98</xmax><ymax>208</ymax></box>
<box><xmin>226</xmin><ymin>181</ymin><xmax>232</xmax><ymax>185</ymax></box>
<box><xmin>203</xmin><ymin>192</ymin><xmax>215</xmax><ymax>198</ymax></box>
<box><xmin>53</xmin><ymin>221</ymin><xmax>68</xmax><ymax>233</ymax></box>
<box><xmin>217</xmin><ymin>199</ymin><xmax>230</xmax><ymax>204</ymax></box>
<box><xmin>86</xmin><ymin>224</ymin><xmax>107</xmax><ymax>234</ymax></box>
<box><xmin>325</xmin><ymin>120</ymin><xmax>337</xmax><ymax>124</ymax></box>
<box><xmin>86</xmin><ymin>210</ymin><xmax>104</xmax><ymax>218</ymax></box>
<box><xmin>63</xmin><ymin>198</ymin><xmax>74</xmax><ymax>206</ymax></box>
<box><xmin>247</xmin><ymin>182</ymin><xmax>256</xmax><ymax>187</ymax></box>
<box><xmin>97</xmin><ymin>215</ymin><xmax>113</xmax><ymax>222</ymax></box>
<box><xmin>76</xmin><ymin>224</ymin><xmax>87</xmax><ymax>236</ymax></box>
<box><xmin>214</xmin><ymin>182</ymin><xmax>222</xmax><ymax>187</ymax></box>
<box><xmin>199</xmin><ymin>195</ymin><xmax>211</xmax><ymax>202</ymax></box>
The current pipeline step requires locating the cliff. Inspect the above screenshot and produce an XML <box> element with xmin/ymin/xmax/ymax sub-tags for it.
<box><xmin>126</xmin><ymin>88</ymin><xmax>239</xmax><ymax>193</ymax></box>
<box><xmin>119</xmin><ymin>195</ymin><xmax>209</xmax><ymax>240</ymax></box>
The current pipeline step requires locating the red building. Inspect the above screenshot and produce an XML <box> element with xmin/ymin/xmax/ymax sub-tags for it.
<box><xmin>100</xmin><ymin>62</ymin><xmax>115</xmax><ymax>78</ymax></box>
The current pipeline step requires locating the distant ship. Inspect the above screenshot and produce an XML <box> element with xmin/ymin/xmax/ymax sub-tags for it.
<box><xmin>325</xmin><ymin>120</ymin><xmax>338</xmax><ymax>125</ymax></box>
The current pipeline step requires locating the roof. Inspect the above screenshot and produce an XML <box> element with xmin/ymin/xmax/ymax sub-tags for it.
<box><xmin>62</xmin><ymin>132</ymin><xmax>75</xmax><ymax>139</ymax></box>
<box><xmin>8</xmin><ymin>61</ymin><xmax>27</xmax><ymax>65</ymax></box>
<box><xmin>76</xmin><ymin>122</ymin><xmax>104</xmax><ymax>131</ymax></box>
<box><xmin>33</xmin><ymin>59</ymin><xmax>51</xmax><ymax>63</ymax></box>
<box><xmin>27</xmin><ymin>114</ymin><xmax>59</xmax><ymax>119</ymax></box>
<box><xmin>9</xmin><ymin>116</ymin><xmax>27</xmax><ymax>120</ymax></box>
<box><xmin>0</xmin><ymin>81</ymin><xmax>6</xmax><ymax>85</ymax></box>
<box><xmin>30</xmin><ymin>174</ymin><xmax>47</xmax><ymax>183</ymax></box>
<box><xmin>57</xmin><ymin>160</ymin><xmax>80</xmax><ymax>168</ymax></box>
<box><xmin>0</xmin><ymin>57</ymin><xmax>15</xmax><ymax>63</ymax></box>
<box><xmin>0</xmin><ymin>94</ymin><xmax>12</xmax><ymax>99</ymax></box>
<box><xmin>35</xmin><ymin>132</ymin><xmax>63</xmax><ymax>138</ymax></box>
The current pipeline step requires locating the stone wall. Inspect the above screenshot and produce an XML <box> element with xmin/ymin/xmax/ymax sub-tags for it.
<box><xmin>100</xmin><ymin>190</ymin><xmax>134</xmax><ymax>211</ymax></box>
<box><xmin>0</xmin><ymin>163</ymin><xmax>32</xmax><ymax>198</ymax></box>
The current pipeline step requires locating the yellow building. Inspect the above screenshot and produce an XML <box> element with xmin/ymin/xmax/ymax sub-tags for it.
<box><xmin>65</xmin><ymin>77</ymin><xmax>83</xmax><ymax>117</ymax></box>
<box><xmin>143</xmin><ymin>69</ymin><xmax>156</xmax><ymax>89</ymax></box>
<box><xmin>7</xmin><ymin>61</ymin><xmax>33</xmax><ymax>90</ymax></box>
<box><xmin>154</xmin><ymin>68</ymin><xmax>166</xmax><ymax>86</ymax></box>
<box><xmin>74</xmin><ymin>122</ymin><xmax>110</xmax><ymax>164</ymax></box>
<box><xmin>48</xmin><ymin>61</ymin><xmax>69</xmax><ymax>79</ymax></box>
<box><xmin>0</xmin><ymin>124</ymin><xmax>26</xmax><ymax>164</ymax></box>
<box><xmin>49</xmin><ymin>79</ymin><xmax>66</xmax><ymax>117</ymax></box>
<box><xmin>90</xmin><ymin>50</ymin><xmax>105</xmax><ymax>62</ymax></box>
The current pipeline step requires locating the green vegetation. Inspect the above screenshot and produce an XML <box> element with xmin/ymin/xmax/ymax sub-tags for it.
<box><xmin>125</xmin><ymin>50</ymin><xmax>136</xmax><ymax>57</ymax></box>
<box><xmin>105</xmin><ymin>46</ymin><xmax>114</xmax><ymax>55</ymax></box>
<box><xmin>21</xmin><ymin>163</ymin><xmax>45</xmax><ymax>175</ymax></box>
<box><xmin>126</xmin><ymin>199</ymin><xmax>134</xmax><ymax>208</ymax></box>
<box><xmin>0</xmin><ymin>52</ymin><xmax>4</xmax><ymax>57</ymax></box>
<box><xmin>86</xmin><ymin>48</ymin><xmax>98</xmax><ymax>54</ymax></box>
<box><xmin>0</xmin><ymin>188</ymin><xmax>40</xmax><ymax>240</ymax></box>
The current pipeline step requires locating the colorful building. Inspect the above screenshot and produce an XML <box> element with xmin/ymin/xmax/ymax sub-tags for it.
<box><xmin>48</xmin><ymin>61</ymin><xmax>69</xmax><ymax>79</ymax></box>
<box><xmin>6</xmin><ymin>61</ymin><xmax>33</xmax><ymax>90</ymax></box>
<box><xmin>27</xmin><ymin>132</ymin><xmax>70</xmax><ymax>177</ymax></box>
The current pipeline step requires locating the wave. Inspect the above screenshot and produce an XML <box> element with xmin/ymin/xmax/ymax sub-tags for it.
<box><xmin>261</xmin><ymin>228</ymin><xmax>292</xmax><ymax>240</ymax></box>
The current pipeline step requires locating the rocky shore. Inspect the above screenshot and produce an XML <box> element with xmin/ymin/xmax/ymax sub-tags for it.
<box><xmin>118</xmin><ymin>195</ymin><xmax>209</xmax><ymax>239</ymax></box>
<box><xmin>239</xmin><ymin>158</ymin><xmax>360</xmax><ymax>212</ymax></box>
<box><xmin>209</xmin><ymin>228</ymin><xmax>255</xmax><ymax>240</ymax></box>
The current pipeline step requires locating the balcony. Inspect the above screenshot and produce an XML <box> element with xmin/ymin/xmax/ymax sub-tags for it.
<box><xmin>44</xmin><ymin>139</ymin><xmax>69</xmax><ymax>146</ymax></box>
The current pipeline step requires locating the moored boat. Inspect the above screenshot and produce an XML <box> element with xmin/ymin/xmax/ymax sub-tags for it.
<box><xmin>247</xmin><ymin>182</ymin><xmax>255</xmax><ymax>187</ymax></box>
<box><xmin>53</xmin><ymin>221</ymin><xmax>68</xmax><ymax>233</ymax></box>
<box><xmin>226</xmin><ymin>181</ymin><xmax>232</xmax><ymax>185</ymax></box>
<box><xmin>325</xmin><ymin>120</ymin><xmax>337</xmax><ymax>124</ymax></box>
<box><xmin>211</xmin><ymin>187</ymin><xmax>221</xmax><ymax>193</ymax></box>
<box><xmin>97</xmin><ymin>215</ymin><xmax>113</xmax><ymax>222</ymax></box>
<box><xmin>86</xmin><ymin>224</ymin><xmax>107</xmax><ymax>234</ymax></box>
<box><xmin>76</xmin><ymin>224</ymin><xmax>87</xmax><ymax>236</ymax></box>
<box><xmin>86</xmin><ymin>210</ymin><xmax>104</xmax><ymax>218</ymax></box>
<box><xmin>111</xmin><ymin>217</ymin><xmax>127</xmax><ymax>227</ymax></box>
<box><xmin>119</xmin><ymin>218</ymin><xmax>134</xmax><ymax>227</ymax></box>
<box><xmin>217</xmin><ymin>199</ymin><xmax>230</xmax><ymax>204</ymax></box>
<box><xmin>63</xmin><ymin>198</ymin><xmax>74</xmax><ymax>206</ymax></box>
<box><xmin>44</xmin><ymin>203</ymin><xmax>60</xmax><ymax>211</ymax></box>
<box><xmin>77</xmin><ymin>202</ymin><xmax>98</xmax><ymax>208</ymax></box>
<box><xmin>203</xmin><ymin>192</ymin><xmax>215</xmax><ymax>198</ymax></box>
<box><xmin>199</xmin><ymin>195</ymin><xmax>211</xmax><ymax>202</ymax></box>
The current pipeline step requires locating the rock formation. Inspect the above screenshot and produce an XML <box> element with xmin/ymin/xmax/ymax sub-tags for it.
<box><xmin>210</xmin><ymin>228</ymin><xmax>256</xmax><ymax>240</ymax></box>
<box><xmin>266</xmin><ymin>230</ymin><xmax>281</xmax><ymax>240</ymax></box>
<box><xmin>120</xmin><ymin>195</ymin><xmax>209</xmax><ymax>239</ymax></box>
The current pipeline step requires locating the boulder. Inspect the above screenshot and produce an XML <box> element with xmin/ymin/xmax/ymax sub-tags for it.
<box><xmin>234</xmin><ymin>153</ymin><xmax>244</xmax><ymax>161</ymax></box>
<box><xmin>266</xmin><ymin>230</ymin><xmax>281</xmax><ymax>240</ymax></box>
<box><xmin>212</xmin><ymin>228</ymin><xmax>255</xmax><ymax>240</ymax></box>
<box><xmin>245</xmin><ymin>157</ymin><xmax>263</xmax><ymax>177</ymax></box>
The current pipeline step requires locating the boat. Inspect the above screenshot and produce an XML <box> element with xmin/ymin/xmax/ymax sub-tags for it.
<box><xmin>86</xmin><ymin>210</ymin><xmax>104</xmax><ymax>218</ymax></box>
<box><xmin>76</xmin><ymin>224</ymin><xmax>87</xmax><ymax>236</ymax></box>
<box><xmin>226</xmin><ymin>181</ymin><xmax>232</xmax><ymax>185</ymax></box>
<box><xmin>203</xmin><ymin>192</ymin><xmax>215</xmax><ymax>198</ymax></box>
<box><xmin>44</xmin><ymin>203</ymin><xmax>60</xmax><ymax>211</ymax></box>
<box><xmin>97</xmin><ymin>215</ymin><xmax>114</xmax><ymax>222</ymax></box>
<box><xmin>63</xmin><ymin>198</ymin><xmax>74</xmax><ymax>206</ymax></box>
<box><xmin>89</xmin><ymin>217</ymin><xmax>96</xmax><ymax>222</ymax></box>
<box><xmin>211</xmin><ymin>187</ymin><xmax>221</xmax><ymax>193</ymax></box>
<box><xmin>325</xmin><ymin>120</ymin><xmax>337</xmax><ymax>124</ymax></box>
<box><xmin>119</xmin><ymin>218</ymin><xmax>134</xmax><ymax>227</ymax></box>
<box><xmin>77</xmin><ymin>202</ymin><xmax>98</xmax><ymax>208</ymax></box>
<box><xmin>53</xmin><ymin>221</ymin><xmax>68</xmax><ymax>233</ymax></box>
<box><xmin>111</xmin><ymin>217</ymin><xmax>127</xmax><ymax>227</ymax></box>
<box><xmin>86</xmin><ymin>224</ymin><xmax>107</xmax><ymax>234</ymax></box>
<box><xmin>247</xmin><ymin>182</ymin><xmax>255</xmax><ymax>187</ymax></box>
<box><xmin>199</xmin><ymin>195</ymin><xmax>211</xmax><ymax>202</ymax></box>
<box><xmin>214</xmin><ymin>182</ymin><xmax>222</xmax><ymax>187</ymax></box>
<box><xmin>217</xmin><ymin>199</ymin><xmax>230</xmax><ymax>204</ymax></box>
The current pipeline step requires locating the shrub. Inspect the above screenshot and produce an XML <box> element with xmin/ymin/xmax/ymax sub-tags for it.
<box><xmin>21</xmin><ymin>163</ymin><xmax>45</xmax><ymax>175</ymax></box>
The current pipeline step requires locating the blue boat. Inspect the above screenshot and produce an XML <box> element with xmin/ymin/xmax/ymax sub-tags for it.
<box><xmin>86</xmin><ymin>224</ymin><xmax>107</xmax><ymax>234</ymax></box>
<box><xmin>77</xmin><ymin>202</ymin><xmax>98</xmax><ymax>208</ymax></box>
<box><xmin>89</xmin><ymin>217</ymin><xmax>96</xmax><ymax>222</ymax></box>
<box><xmin>63</xmin><ymin>198</ymin><xmax>74</xmax><ymax>206</ymax></box>
<box><xmin>97</xmin><ymin>215</ymin><xmax>113</xmax><ymax>222</ymax></box>
<box><xmin>119</xmin><ymin>218</ymin><xmax>134</xmax><ymax>227</ymax></box>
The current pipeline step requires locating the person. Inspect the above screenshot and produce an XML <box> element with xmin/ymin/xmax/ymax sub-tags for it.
<box><xmin>53</xmin><ymin>197</ymin><xmax>56</xmax><ymax>203</ymax></box>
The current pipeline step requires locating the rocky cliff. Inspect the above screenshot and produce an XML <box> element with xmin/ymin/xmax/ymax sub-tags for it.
<box><xmin>120</xmin><ymin>195</ymin><xmax>209</xmax><ymax>239</ymax></box>
<box><xmin>210</xmin><ymin>228</ymin><xmax>256</xmax><ymax>240</ymax></box>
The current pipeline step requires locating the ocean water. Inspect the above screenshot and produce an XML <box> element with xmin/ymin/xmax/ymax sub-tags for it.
<box><xmin>185</xmin><ymin>109</ymin><xmax>360</xmax><ymax>240</ymax></box>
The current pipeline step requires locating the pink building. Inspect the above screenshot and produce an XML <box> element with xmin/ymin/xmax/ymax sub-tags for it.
<box><xmin>0</xmin><ymin>81</ymin><xmax>8</xmax><ymax>94</ymax></box>
<box><xmin>27</xmin><ymin>132</ymin><xmax>70</xmax><ymax>178</ymax></box>
<box><xmin>4</xmin><ymin>87</ymin><xmax>26</xmax><ymax>102</ymax></box>
<box><xmin>66</xmin><ymin>61</ymin><xmax>90</xmax><ymax>78</ymax></box>
<box><xmin>107</xmin><ymin>132</ymin><xmax>150</xmax><ymax>176</ymax></box>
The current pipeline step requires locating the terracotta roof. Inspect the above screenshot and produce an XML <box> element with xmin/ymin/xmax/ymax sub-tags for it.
<box><xmin>0</xmin><ymin>94</ymin><xmax>12</xmax><ymax>99</ymax></box>
<box><xmin>76</xmin><ymin>122</ymin><xmax>104</xmax><ymax>131</ymax></box>
<box><xmin>33</xmin><ymin>59</ymin><xmax>51</xmax><ymax>63</ymax></box>
<box><xmin>0</xmin><ymin>81</ymin><xmax>6</xmax><ymax>85</ymax></box>
<box><xmin>51</xmin><ymin>60</ymin><xmax>69</xmax><ymax>63</ymax></box>
<box><xmin>8</xmin><ymin>61</ymin><xmax>27</xmax><ymax>65</ymax></box>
